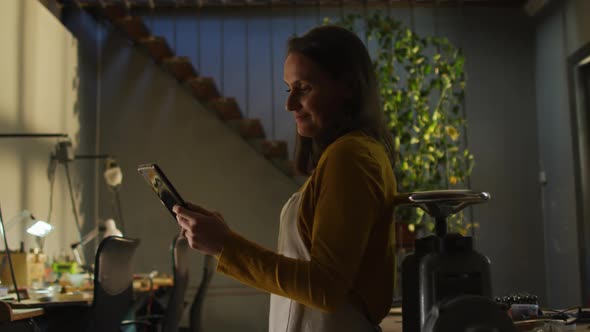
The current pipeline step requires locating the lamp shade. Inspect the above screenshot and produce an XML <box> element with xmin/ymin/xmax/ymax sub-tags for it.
<box><xmin>1</xmin><ymin>210</ymin><xmax>47</xmax><ymax>235</ymax></box>
<box><xmin>104</xmin><ymin>157</ymin><xmax>123</xmax><ymax>187</ymax></box>
<box><xmin>26</xmin><ymin>220</ymin><xmax>53</xmax><ymax>237</ymax></box>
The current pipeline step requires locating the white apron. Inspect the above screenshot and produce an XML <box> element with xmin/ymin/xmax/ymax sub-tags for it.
<box><xmin>268</xmin><ymin>191</ymin><xmax>380</xmax><ymax>332</ymax></box>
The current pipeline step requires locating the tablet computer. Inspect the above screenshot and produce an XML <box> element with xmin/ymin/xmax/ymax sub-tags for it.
<box><xmin>137</xmin><ymin>163</ymin><xmax>187</xmax><ymax>220</ymax></box>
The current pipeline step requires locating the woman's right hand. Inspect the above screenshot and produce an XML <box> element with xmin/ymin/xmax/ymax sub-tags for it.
<box><xmin>173</xmin><ymin>202</ymin><xmax>230</xmax><ymax>256</ymax></box>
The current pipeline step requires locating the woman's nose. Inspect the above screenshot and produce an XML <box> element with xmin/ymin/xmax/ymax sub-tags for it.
<box><xmin>285</xmin><ymin>92</ymin><xmax>301</xmax><ymax>112</ymax></box>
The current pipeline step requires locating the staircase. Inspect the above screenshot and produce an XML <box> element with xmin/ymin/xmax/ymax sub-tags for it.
<box><xmin>59</xmin><ymin>0</ymin><xmax>299</xmax><ymax>180</ymax></box>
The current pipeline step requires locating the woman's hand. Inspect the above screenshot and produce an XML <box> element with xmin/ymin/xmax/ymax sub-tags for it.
<box><xmin>173</xmin><ymin>203</ymin><xmax>230</xmax><ymax>256</ymax></box>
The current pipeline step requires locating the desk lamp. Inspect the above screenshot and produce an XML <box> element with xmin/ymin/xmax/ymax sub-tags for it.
<box><xmin>1</xmin><ymin>210</ymin><xmax>54</xmax><ymax>252</ymax></box>
<box><xmin>0</xmin><ymin>209</ymin><xmax>52</xmax><ymax>301</ymax></box>
<box><xmin>1</xmin><ymin>133</ymin><xmax>124</xmax><ymax>268</ymax></box>
<box><xmin>50</xmin><ymin>140</ymin><xmax>125</xmax><ymax>268</ymax></box>
<box><xmin>103</xmin><ymin>158</ymin><xmax>125</xmax><ymax>234</ymax></box>
<box><xmin>0</xmin><ymin>132</ymin><xmax>68</xmax><ymax>238</ymax></box>
<box><xmin>1</xmin><ymin>210</ymin><xmax>53</xmax><ymax>237</ymax></box>
<box><xmin>396</xmin><ymin>190</ymin><xmax>516</xmax><ymax>332</ymax></box>
<box><xmin>52</xmin><ymin>141</ymin><xmax>126</xmax><ymax>234</ymax></box>
<box><xmin>26</xmin><ymin>220</ymin><xmax>53</xmax><ymax>238</ymax></box>
<box><xmin>69</xmin><ymin>219</ymin><xmax>123</xmax><ymax>271</ymax></box>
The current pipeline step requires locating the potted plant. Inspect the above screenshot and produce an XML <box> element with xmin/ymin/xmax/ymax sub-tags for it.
<box><xmin>331</xmin><ymin>12</ymin><xmax>476</xmax><ymax>238</ymax></box>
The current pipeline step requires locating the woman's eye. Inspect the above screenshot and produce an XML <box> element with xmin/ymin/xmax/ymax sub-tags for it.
<box><xmin>285</xmin><ymin>85</ymin><xmax>310</xmax><ymax>95</ymax></box>
<box><xmin>298</xmin><ymin>86</ymin><xmax>311</xmax><ymax>94</ymax></box>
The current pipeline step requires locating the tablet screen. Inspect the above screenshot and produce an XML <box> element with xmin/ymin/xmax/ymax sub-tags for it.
<box><xmin>138</xmin><ymin>164</ymin><xmax>186</xmax><ymax>219</ymax></box>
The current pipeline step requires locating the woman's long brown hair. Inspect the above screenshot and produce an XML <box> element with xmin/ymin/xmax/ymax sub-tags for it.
<box><xmin>288</xmin><ymin>25</ymin><xmax>396</xmax><ymax>175</ymax></box>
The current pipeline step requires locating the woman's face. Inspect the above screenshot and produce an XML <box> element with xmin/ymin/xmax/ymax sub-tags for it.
<box><xmin>283</xmin><ymin>52</ymin><xmax>347</xmax><ymax>138</ymax></box>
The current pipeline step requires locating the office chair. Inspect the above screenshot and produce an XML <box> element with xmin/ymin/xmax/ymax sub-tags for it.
<box><xmin>161</xmin><ymin>235</ymin><xmax>189</xmax><ymax>332</ymax></box>
<box><xmin>22</xmin><ymin>236</ymin><xmax>142</xmax><ymax>332</ymax></box>
<box><xmin>129</xmin><ymin>237</ymin><xmax>213</xmax><ymax>332</ymax></box>
<box><xmin>129</xmin><ymin>235</ymin><xmax>189</xmax><ymax>332</ymax></box>
<box><xmin>85</xmin><ymin>236</ymin><xmax>141</xmax><ymax>332</ymax></box>
<box><xmin>189</xmin><ymin>254</ymin><xmax>214</xmax><ymax>332</ymax></box>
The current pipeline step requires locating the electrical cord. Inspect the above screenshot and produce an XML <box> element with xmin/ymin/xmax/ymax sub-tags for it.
<box><xmin>41</xmin><ymin>157</ymin><xmax>58</xmax><ymax>250</ymax></box>
<box><xmin>113</xmin><ymin>187</ymin><xmax>126</xmax><ymax>234</ymax></box>
<box><xmin>63</xmin><ymin>162</ymin><xmax>84</xmax><ymax>244</ymax></box>
<box><xmin>46</xmin><ymin>157</ymin><xmax>57</xmax><ymax>225</ymax></box>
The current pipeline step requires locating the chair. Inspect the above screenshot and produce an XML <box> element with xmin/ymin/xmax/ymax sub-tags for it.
<box><xmin>85</xmin><ymin>236</ymin><xmax>141</xmax><ymax>332</ymax></box>
<box><xmin>28</xmin><ymin>236</ymin><xmax>142</xmax><ymax>332</ymax></box>
<box><xmin>161</xmin><ymin>235</ymin><xmax>189</xmax><ymax>332</ymax></box>
<box><xmin>128</xmin><ymin>237</ymin><xmax>213</xmax><ymax>332</ymax></box>
<box><xmin>130</xmin><ymin>235</ymin><xmax>189</xmax><ymax>332</ymax></box>
<box><xmin>188</xmin><ymin>254</ymin><xmax>215</xmax><ymax>332</ymax></box>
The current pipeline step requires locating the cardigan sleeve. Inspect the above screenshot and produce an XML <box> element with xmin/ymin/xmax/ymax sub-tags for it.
<box><xmin>216</xmin><ymin>137</ymin><xmax>385</xmax><ymax>312</ymax></box>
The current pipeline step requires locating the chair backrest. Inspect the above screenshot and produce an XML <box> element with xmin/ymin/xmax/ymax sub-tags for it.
<box><xmin>87</xmin><ymin>236</ymin><xmax>140</xmax><ymax>332</ymax></box>
<box><xmin>162</xmin><ymin>235</ymin><xmax>190</xmax><ymax>332</ymax></box>
<box><xmin>189</xmin><ymin>254</ymin><xmax>215</xmax><ymax>332</ymax></box>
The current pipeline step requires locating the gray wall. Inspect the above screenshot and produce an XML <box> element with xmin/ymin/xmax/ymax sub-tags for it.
<box><xmin>62</xmin><ymin>3</ymin><xmax>547</xmax><ymax>329</ymax></box>
<box><xmin>458</xmin><ymin>8</ymin><xmax>545</xmax><ymax>303</ymax></box>
<box><xmin>534</xmin><ymin>0</ymin><xmax>590</xmax><ymax>308</ymax></box>
<box><xmin>64</xmin><ymin>7</ymin><xmax>299</xmax><ymax>330</ymax></box>
<box><xmin>140</xmin><ymin>6</ymin><xmax>545</xmax><ymax>302</ymax></box>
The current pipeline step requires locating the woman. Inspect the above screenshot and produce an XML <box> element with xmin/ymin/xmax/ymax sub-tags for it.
<box><xmin>173</xmin><ymin>25</ymin><xmax>397</xmax><ymax>331</ymax></box>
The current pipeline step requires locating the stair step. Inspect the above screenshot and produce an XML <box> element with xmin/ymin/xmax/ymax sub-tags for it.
<box><xmin>245</xmin><ymin>0</ymin><xmax>272</xmax><ymax>5</ymax></box>
<box><xmin>270</xmin><ymin>158</ymin><xmax>296</xmax><ymax>177</ymax></box>
<box><xmin>223</xmin><ymin>0</ymin><xmax>246</xmax><ymax>5</ymax></box>
<box><xmin>186</xmin><ymin>77</ymin><xmax>220</xmax><ymax>103</ymax></box>
<box><xmin>173</xmin><ymin>1</ymin><xmax>197</xmax><ymax>7</ymax></box>
<box><xmin>139</xmin><ymin>36</ymin><xmax>174</xmax><ymax>64</ymax></box>
<box><xmin>115</xmin><ymin>16</ymin><xmax>149</xmax><ymax>42</ymax></box>
<box><xmin>245</xmin><ymin>137</ymin><xmax>266</xmax><ymax>151</ymax></box>
<box><xmin>88</xmin><ymin>6</ymin><xmax>299</xmax><ymax>180</ymax></box>
<box><xmin>101</xmin><ymin>4</ymin><xmax>127</xmax><ymax>21</ymax></box>
<box><xmin>201</xmin><ymin>0</ymin><xmax>226</xmax><ymax>5</ymax></box>
<box><xmin>128</xmin><ymin>0</ymin><xmax>178</xmax><ymax>7</ymax></box>
<box><xmin>72</xmin><ymin>1</ymin><xmax>299</xmax><ymax>181</ymax></box>
<box><xmin>261</xmin><ymin>140</ymin><xmax>288</xmax><ymax>159</ymax></box>
<box><xmin>209</xmin><ymin>97</ymin><xmax>243</xmax><ymax>121</ymax></box>
<box><xmin>163</xmin><ymin>56</ymin><xmax>197</xmax><ymax>82</ymax></box>
<box><xmin>72</xmin><ymin>0</ymin><xmax>102</xmax><ymax>5</ymax></box>
<box><xmin>226</xmin><ymin>119</ymin><xmax>265</xmax><ymax>139</ymax></box>
<box><xmin>123</xmin><ymin>0</ymin><xmax>146</xmax><ymax>7</ymax></box>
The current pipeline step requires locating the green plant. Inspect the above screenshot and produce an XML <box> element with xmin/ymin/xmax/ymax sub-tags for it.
<box><xmin>329</xmin><ymin>13</ymin><xmax>476</xmax><ymax>235</ymax></box>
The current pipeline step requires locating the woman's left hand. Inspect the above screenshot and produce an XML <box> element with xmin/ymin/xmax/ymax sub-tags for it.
<box><xmin>173</xmin><ymin>203</ymin><xmax>230</xmax><ymax>256</ymax></box>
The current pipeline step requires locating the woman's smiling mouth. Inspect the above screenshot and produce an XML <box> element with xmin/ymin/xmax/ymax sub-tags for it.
<box><xmin>295</xmin><ymin>113</ymin><xmax>311</xmax><ymax>121</ymax></box>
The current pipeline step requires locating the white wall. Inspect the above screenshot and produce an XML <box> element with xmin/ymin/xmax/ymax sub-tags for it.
<box><xmin>0</xmin><ymin>0</ymin><xmax>96</xmax><ymax>261</ymax></box>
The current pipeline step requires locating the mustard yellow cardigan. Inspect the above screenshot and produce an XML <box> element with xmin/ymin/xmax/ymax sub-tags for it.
<box><xmin>217</xmin><ymin>130</ymin><xmax>397</xmax><ymax>324</ymax></box>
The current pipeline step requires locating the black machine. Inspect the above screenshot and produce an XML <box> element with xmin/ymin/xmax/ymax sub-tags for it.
<box><xmin>396</xmin><ymin>190</ymin><xmax>516</xmax><ymax>332</ymax></box>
